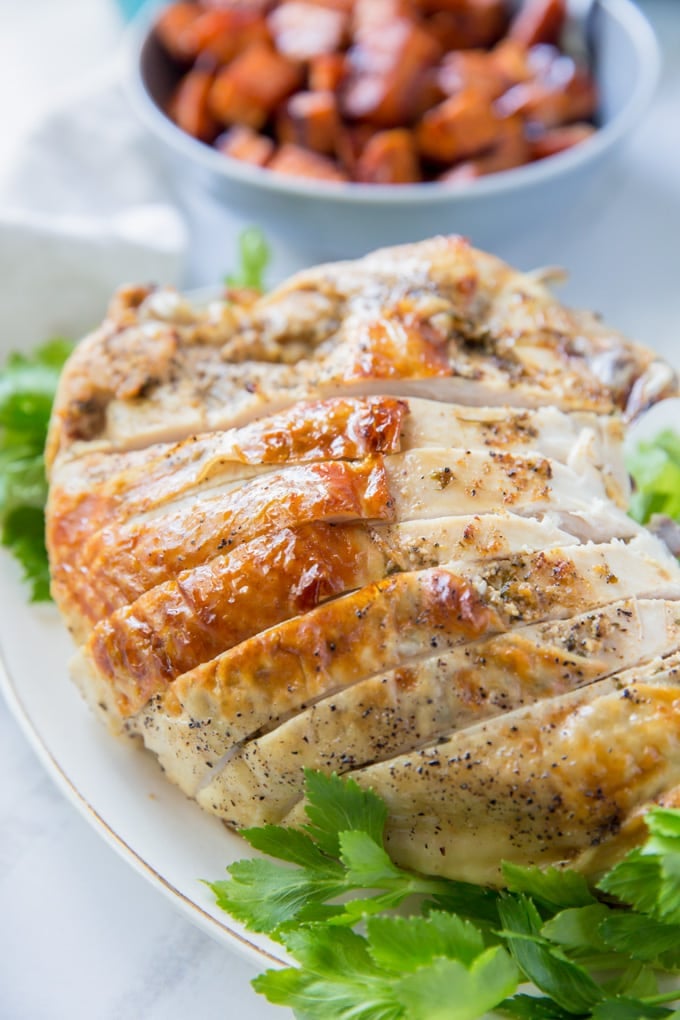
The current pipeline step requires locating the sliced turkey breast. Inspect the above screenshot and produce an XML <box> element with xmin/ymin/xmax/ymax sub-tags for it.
<box><xmin>46</xmin><ymin>236</ymin><xmax>680</xmax><ymax>882</ymax></box>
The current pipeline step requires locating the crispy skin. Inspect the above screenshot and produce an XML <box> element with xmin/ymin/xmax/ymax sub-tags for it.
<box><xmin>166</xmin><ymin>567</ymin><xmax>501</xmax><ymax>734</ymax></box>
<box><xmin>46</xmin><ymin>237</ymin><xmax>680</xmax><ymax>880</ymax></box>
<box><xmin>87</xmin><ymin>521</ymin><xmax>387</xmax><ymax>715</ymax></box>
<box><xmin>47</xmin><ymin>395</ymin><xmax>629</xmax><ymax>643</ymax></box>
<box><xmin>53</xmin><ymin>457</ymin><xmax>391</xmax><ymax>636</ymax></box>
<box><xmin>47</xmin><ymin>396</ymin><xmax>406</xmax><ymax>552</ymax></box>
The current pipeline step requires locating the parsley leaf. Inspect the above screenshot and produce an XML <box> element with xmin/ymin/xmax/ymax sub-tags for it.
<box><xmin>303</xmin><ymin>769</ymin><xmax>388</xmax><ymax>857</ymax></box>
<box><xmin>394</xmin><ymin>948</ymin><xmax>518</xmax><ymax>1020</ymax></box>
<box><xmin>502</xmin><ymin>864</ymin><xmax>596</xmax><ymax>912</ymax></box>
<box><xmin>598</xmin><ymin>810</ymin><xmax>680</xmax><ymax>925</ymax></box>
<box><xmin>208</xmin><ymin>851</ymin><xmax>347</xmax><ymax>932</ymax></box>
<box><xmin>589</xmin><ymin>999</ymin><xmax>676</xmax><ymax>1019</ymax></box>
<box><xmin>540</xmin><ymin>904</ymin><xmax>612</xmax><ymax>955</ymax></box>
<box><xmin>255</xmin><ymin>916</ymin><xmax>518</xmax><ymax>1020</ymax></box>
<box><xmin>366</xmin><ymin>912</ymin><xmax>486</xmax><ymax>972</ymax></box>
<box><xmin>225</xmin><ymin>227</ymin><xmax>270</xmax><ymax>292</ymax></box>
<box><xmin>598</xmin><ymin>913</ymin><xmax>680</xmax><ymax>967</ymax></box>
<box><xmin>0</xmin><ymin>338</ymin><xmax>72</xmax><ymax>600</ymax></box>
<box><xmin>497</xmin><ymin>994</ymin><xmax>574</xmax><ymax>1018</ymax></box>
<box><xmin>498</xmin><ymin>894</ymin><xmax>603</xmax><ymax>1014</ymax></box>
<box><xmin>254</xmin><ymin>927</ymin><xmax>401</xmax><ymax>1020</ymax></box>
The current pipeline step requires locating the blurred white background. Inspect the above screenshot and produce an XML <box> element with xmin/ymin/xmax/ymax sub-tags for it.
<box><xmin>0</xmin><ymin>0</ymin><xmax>123</xmax><ymax>171</ymax></box>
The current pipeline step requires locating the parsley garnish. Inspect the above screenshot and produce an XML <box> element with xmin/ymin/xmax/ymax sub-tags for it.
<box><xmin>627</xmin><ymin>431</ymin><xmax>680</xmax><ymax>525</ymax></box>
<box><xmin>0</xmin><ymin>338</ymin><xmax>72</xmax><ymax>600</ymax></box>
<box><xmin>225</xmin><ymin>227</ymin><xmax>270</xmax><ymax>292</ymax></box>
<box><xmin>210</xmin><ymin>770</ymin><xmax>680</xmax><ymax>1019</ymax></box>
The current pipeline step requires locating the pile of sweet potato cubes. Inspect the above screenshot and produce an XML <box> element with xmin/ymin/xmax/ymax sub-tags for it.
<box><xmin>157</xmin><ymin>0</ymin><xmax>598</xmax><ymax>185</ymax></box>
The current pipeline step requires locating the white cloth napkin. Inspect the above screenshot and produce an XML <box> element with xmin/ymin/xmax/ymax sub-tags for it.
<box><xmin>0</xmin><ymin>62</ymin><xmax>187</xmax><ymax>350</ymax></box>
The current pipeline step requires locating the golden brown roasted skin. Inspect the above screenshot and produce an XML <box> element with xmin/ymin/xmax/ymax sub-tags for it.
<box><xmin>47</xmin><ymin>236</ymin><xmax>680</xmax><ymax>883</ymax></box>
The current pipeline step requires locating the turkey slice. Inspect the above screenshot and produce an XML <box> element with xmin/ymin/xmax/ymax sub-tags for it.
<box><xmin>46</xmin><ymin>238</ymin><xmax>674</xmax><ymax>463</ymax></box>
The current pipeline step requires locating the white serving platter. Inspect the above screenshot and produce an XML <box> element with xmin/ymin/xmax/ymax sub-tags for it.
<box><xmin>0</xmin><ymin>551</ymin><xmax>287</xmax><ymax>969</ymax></box>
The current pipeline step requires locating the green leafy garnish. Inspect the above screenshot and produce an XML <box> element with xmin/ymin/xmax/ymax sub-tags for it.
<box><xmin>210</xmin><ymin>774</ymin><xmax>452</xmax><ymax>933</ymax></box>
<box><xmin>598</xmin><ymin>809</ymin><xmax>680</xmax><ymax>926</ymax></box>
<box><xmin>225</xmin><ymin>226</ymin><xmax>270</xmax><ymax>292</ymax></box>
<box><xmin>210</xmin><ymin>770</ymin><xmax>680</xmax><ymax>1019</ymax></box>
<box><xmin>626</xmin><ymin>430</ymin><xmax>680</xmax><ymax>524</ymax></box>
<box><xmin>0</xmin><ymin>338</ymin><xmax>72</xmax><ymax>599</ymax></box>
<box><xmin>255</xmin><ymin>921</ymin><xmax>518</xmax><ymax>1020</ymax></box>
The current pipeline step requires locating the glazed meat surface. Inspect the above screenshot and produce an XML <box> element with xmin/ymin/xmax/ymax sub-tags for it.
<box><xmin>47</xmin><ymin>236</ymin><xmax>680</xmax><ymax>884</ymax></box>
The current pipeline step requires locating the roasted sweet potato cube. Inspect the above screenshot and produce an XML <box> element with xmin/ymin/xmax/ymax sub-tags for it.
<box><xmin>438</xmin><ymin>51</ymin><xmax>496</xmax><ymax>100</ymax></box>
<box><xmin>155</xmin><ymin>3</ymin><xmax>202</xmax><ymax>63</ymax></box>
<box><xmin>335</xmin><ymin>123</ymin><xmax>377</xmax><ymax>176</ymax></box>
<box><xmin>217</xmin><ymin>125</ymin><xmax>275</xmax><ymax>166</ymax></box>
<box><xmin>475</xmin><ymin>114</ymin><xmax>529</xmax><ymax>171</ymax></box>
<box><xmin>209</xmin><ymin>44</ymin><xmax>303</xmax><ymax>130</ymax></box>
<box><xmin>440</xmin><ymin>113</ymin><xmax>529</xmax><ymax>180</ymax></box>
<box><xmin>423</xmin><ymin>0</ymin><xmax>509</xmax><ymax>51</ymax></box>
<box><xmin>498</xmin><ymin>61</ymin><xmax>597</xmax><ymax>128</ymax></box>
<box><xmin>209</xmin><ymin>76</ymin><xmax>261</xmax><ymax>130</ymax></box>
<box><xmin>509</xmin><ymin>0</ymin><xmax>567</xmax><ymax>47</ymax></box>
<box><xmin>529</xmin><ymin>122</ymin><xmax>595</xmax><ymax>159</ymax></box>
<box><xmin>268</xmin><ymin>2</ymin><xmax>349</xmax><ymax>61</ymax></box>
<box><xmin>439</xmin><ymin>50</ymin><xmax>499</xmax><ymax>99</ymax></box>
<box><xmin>187</xmin><ymin>10</ymin><xmax>270</xmax><ymax>66</ymax></box>
<box><xmin>439</xmin><ymin>41</ymin><xmax>530</xmax><ymax>100</ymax></box>
<box><xmin>417</xmin><ymin>89</ymin><xmax>499</xmax><ymax>163</ymax></box>
<box><xmin>171</xmin><ymin>68</ymin><xmax>219</xmax><ymax>143</ymax></box>
<box><xmin>491</xmin><ymin>39</ymin><xmax>533</xmax><ymax>84</ymax></box>
<box><xmin>309</xmin><ymin>53</ymin><xmax>347</xmax><ymax>92</ymax></box>
<box><xmin>278</xmin><ymin>91</ymin><xmax>340</xmax><ymax>155</ymax></box>
<box><xmin>352</xmin><ymin>0</ymin><xmax>414</xmax><ymax>34</ymax></box>
<box><xmin>342</xmin><ymin>18</ymin><xmax>442</xmax><ymax>127</ymax></box>
<box><xmin>465</xmin><ymin>0</ymin><xmax>511</xmax><ymax>45</ymax></box>
<box><xmin>413</xmin><ymin>0</ymin><xmax>503</xmax><ymax>10</ymax></box>
<box><xmin>268</xmin><ymin>143</ymin><xmax>349</xmax><ymax>181</ymax></box>
<box><xmin>356</xmin><ymin>128</ymin><xmax>421</xmax><ymax>183</ymax></box>
<box><xmin>411</xmin><ymin>67</ymin><xmax>446</xmax><ymax>119</ymax></box>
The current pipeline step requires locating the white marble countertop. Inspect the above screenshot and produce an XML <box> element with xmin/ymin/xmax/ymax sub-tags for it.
<box><xmin>0</xmin><ymin>2</ymin><xmax>679</xmax><ymax>1018</ymax></box>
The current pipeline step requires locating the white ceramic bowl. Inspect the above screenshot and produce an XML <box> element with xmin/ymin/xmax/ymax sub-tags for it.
<box><xmin>128</xmin><ymin>0</ymin><xmax>660</xmax><ymax>262</ymax></box>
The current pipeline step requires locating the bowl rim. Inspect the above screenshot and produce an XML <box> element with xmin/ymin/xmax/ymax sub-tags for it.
<box><xmin>126</xmin><ymin>0</ymin><xmax>660</xmax><ymax>207</ymax></box>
